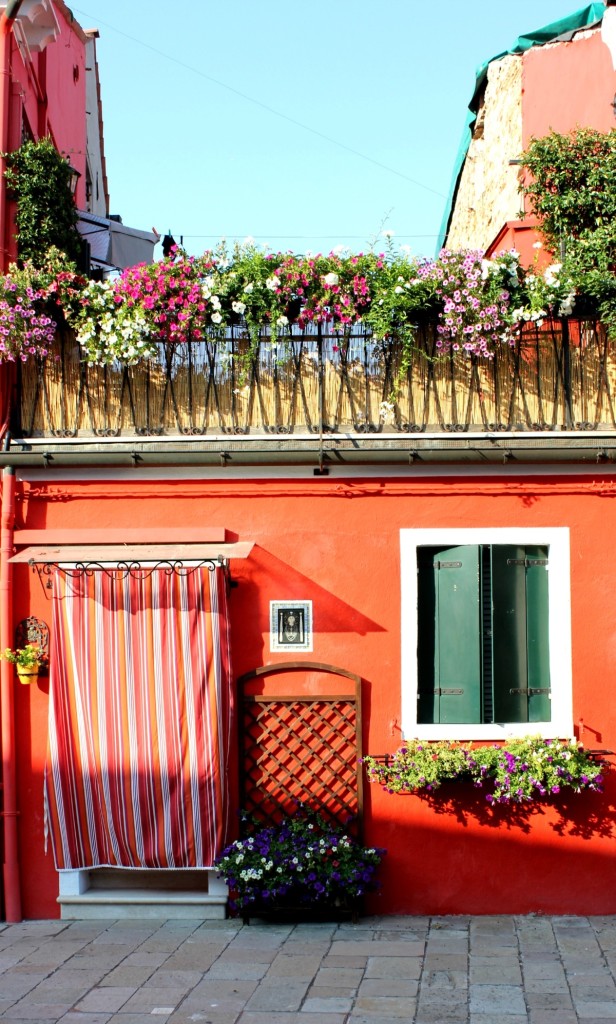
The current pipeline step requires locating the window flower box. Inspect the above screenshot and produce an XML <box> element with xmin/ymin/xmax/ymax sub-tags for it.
<box><xmin>363</xmin><ymin>736</ymin><xmax>607</xmax><ymax>805</ymax></box>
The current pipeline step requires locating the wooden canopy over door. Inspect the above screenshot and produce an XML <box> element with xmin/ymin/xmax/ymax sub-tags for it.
<box><xmin>237</xmin><ymin>661</ymin><xmax>363</xmax><ymax>834</ymax></box>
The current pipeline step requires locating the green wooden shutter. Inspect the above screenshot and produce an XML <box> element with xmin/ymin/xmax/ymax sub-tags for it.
<box><xmin>491</xmin><ymin>545</ymin><xmax>551</xmax><ymax>723</ymax></box>
<box><xmin>525</xmin><ymin>546</ymin><xmax>551</xmax><ymax>722</ymax></box>
<box><xmin>417</xmin><ymin>545</ymin><xmax>481</xmax><ymax>724</ymax></box>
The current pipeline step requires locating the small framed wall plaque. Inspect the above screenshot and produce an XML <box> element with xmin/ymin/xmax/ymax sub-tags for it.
<box><xmin>270</xmin><ymin>601</ymin><xmax>313</xmax><ymax>652</ymax></box>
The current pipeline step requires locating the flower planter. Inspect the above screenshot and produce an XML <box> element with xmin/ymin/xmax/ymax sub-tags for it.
<box><xmin>216</xmin><ymin>809</ymin><xmax>385</xmax><ymax>925</ymax></box>
<box><xmin>363</xmin><ymin>737</ymin><xmax>607</xmax><ymax>804</ymax></box>
<box><xmin>16</xmin><ymin>664</ymin><xmax>39</xmax><ymax>683</ymax></box>
<box><xmin>241</xmin><ymin>893</ymin><xmax>360</xmax><ymax>925</ymax></box>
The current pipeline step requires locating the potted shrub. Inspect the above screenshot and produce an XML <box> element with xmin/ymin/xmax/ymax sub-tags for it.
<box><xmin>215</xmin><ymin>807</ymin><xmax>385</xmax><ymax>921</ymax></box>
<box><xmin>2</xmin><ymin>643</ymin><xmax>46</xmax><ymax>683</ymax></box>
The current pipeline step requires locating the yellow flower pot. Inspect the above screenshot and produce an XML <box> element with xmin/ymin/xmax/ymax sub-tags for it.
<box><xmin>16</xmin><ymin>664</ymin><xmax>39</xmax><ymax>683</ymax></box>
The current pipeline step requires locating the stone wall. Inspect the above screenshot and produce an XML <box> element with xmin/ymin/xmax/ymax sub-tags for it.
<box><xmin>445</xmin><ymin>54</ymin><xmax>523</xmax><ymax>252</ymax></box>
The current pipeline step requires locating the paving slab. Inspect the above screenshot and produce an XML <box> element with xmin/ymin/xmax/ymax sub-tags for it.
<box><xmin>243</xmin><ymin>979</ymin><xmax>310</xmax><ymax>1012</ymax></box>
<box><xmin>469</xmin><ymin>984</ymin><xmax>527</xmax><ymax>1015</ymax></box>
<box><xmin>74</xmin><ymin>984</ymin><xmax>137</xmax><ymax>1012</ymax></box>
<box><xmin>313</xmin><ymin>967</ymin><xmax>364</xmax><ymax>987</ymax></box>
<box><xmin>302</xmin><ymin>994</ymin><xmax>354</xmax><ymax>1013</ymax></box>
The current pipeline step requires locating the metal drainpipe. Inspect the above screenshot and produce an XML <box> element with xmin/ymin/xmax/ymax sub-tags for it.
<box><xmin>0</xmin><ymin>0</ymin><xmax>24</xmax><ymax>272</ymax></box>
<box><xmin>0</xmin><ymin>466</ymin><xmax>21</xmax><ymax>922</ymax></box>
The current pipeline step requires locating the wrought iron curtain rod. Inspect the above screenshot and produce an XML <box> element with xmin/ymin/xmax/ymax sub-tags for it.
<box><xmin>28</xmin><ymin>557</ymin><xmax>230</xmax><ymax>596</ymax></box>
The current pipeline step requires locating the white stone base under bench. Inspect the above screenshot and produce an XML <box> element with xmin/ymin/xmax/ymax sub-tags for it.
<box><xmin>57</xmin><ymin>867</ymin><xmax>228</xmax><ymax>920</ymax></box>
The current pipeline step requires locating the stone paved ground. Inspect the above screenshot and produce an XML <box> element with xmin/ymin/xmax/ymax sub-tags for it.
<box><xmin>1</xmin><ymin>915</ymin><xmax>616</xmax><ymax>1023</ymax></box>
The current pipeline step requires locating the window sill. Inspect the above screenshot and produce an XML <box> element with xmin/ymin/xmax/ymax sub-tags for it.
<box><xmin>406</xmin><ymin>721</ymin><xmax>574</xmax><ymax>743</ymax></box>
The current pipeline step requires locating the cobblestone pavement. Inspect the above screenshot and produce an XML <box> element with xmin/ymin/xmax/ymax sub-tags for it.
<box><xmin>1</xmin><ymin>915</ymin><xmax>616</xmax><ymax>1023</ymax></box>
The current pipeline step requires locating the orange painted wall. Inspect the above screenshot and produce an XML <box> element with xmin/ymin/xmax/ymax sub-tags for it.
<box><xmin>9</xmin><ymin>470</ymin><xmax>616</xmax><ymax>918</ymax></box>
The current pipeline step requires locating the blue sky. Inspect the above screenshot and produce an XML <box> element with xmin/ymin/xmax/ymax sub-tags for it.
<box><xmin>71</xmin><ymin>1</ymin><xmax>585</xmax><ymax>260</ymax></box>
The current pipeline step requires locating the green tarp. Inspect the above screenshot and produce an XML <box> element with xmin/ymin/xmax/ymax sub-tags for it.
<box><xmin>437</xmin><ymin>3</ymin><xmax>608</xmax><ymax>252</ymax></box>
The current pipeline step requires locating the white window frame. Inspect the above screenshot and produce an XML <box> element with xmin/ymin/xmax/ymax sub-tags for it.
<box><xmin>400</xmin><ymin>527</ymin><xmax>573</xmax><ymax>741</ymax></box>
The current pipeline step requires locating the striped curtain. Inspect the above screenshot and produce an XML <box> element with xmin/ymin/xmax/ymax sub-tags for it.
<box><xmin>44</xmin><ymin>567</ymin><xmax>232</xmax><ymax>870</ymax></box>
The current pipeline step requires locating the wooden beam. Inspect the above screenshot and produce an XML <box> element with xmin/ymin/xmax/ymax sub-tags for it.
<box><xmin>9</xmin><ymin>542</ymin><xmax>253</xmax><ymax>563</ymax></box>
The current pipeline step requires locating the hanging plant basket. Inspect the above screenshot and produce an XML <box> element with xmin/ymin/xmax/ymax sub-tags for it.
<box><xmin>16</xmin><ymin>663</ymin><xmax>39</xmax><ymax>683</ymax></box>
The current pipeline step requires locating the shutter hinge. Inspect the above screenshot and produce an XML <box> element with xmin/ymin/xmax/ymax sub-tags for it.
<box><xmin>509</xmin><ymin>688</ymin><xmax>551</xmax><ymax>696</ymax></box>
<box><xmin>507</xmin><ymin>558</ymin><xmax>549</xmax><ymax>567</ymax></box>
<box><xmin>419</xmin><ymin>688</ymin><xmax>465</xmax><ymax>696</ymax></box>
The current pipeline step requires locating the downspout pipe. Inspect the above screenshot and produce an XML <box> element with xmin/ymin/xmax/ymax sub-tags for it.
<box><xmin>0</xmin><ymin>466</ymin><xmax>20</xmax><ymax>922</ymax></box>
<box><xmin>0</xmin><ymin>0</ymin><xmax>24</xmax><ymax>272</ymax></box>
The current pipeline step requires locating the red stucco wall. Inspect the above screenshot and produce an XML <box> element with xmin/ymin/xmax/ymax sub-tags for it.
<box><xmin>8</xmin><ymin>469</ymin><xmax>616</xmax><ymax>919</ymax></box>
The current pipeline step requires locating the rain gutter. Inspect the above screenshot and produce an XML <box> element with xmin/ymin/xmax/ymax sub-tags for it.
<box><xmin>1</xmin><ymin>466</ymin><xmax>20</xmax><ymax>922</ymax></box>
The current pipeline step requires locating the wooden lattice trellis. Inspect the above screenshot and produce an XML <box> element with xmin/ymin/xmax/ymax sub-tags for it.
<box><xmin>237</xmin><ymin>662</ymin><xmax>363</xmax><ymax>835</ymax></box>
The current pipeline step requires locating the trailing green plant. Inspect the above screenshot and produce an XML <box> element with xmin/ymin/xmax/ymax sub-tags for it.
<box><xmin>4</xmin><ymin>137</ymin><xmax>82</xmax><ymax>266</ymax></box>
<box><xmin>363</xmin><ymin>737</ymin><xmax>606</xmax><ymax>805</ymax></box>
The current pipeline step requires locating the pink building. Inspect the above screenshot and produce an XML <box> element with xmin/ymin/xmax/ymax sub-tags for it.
<box><xmin>0</xmin><ymin>0</ymin><xmax>156</xmax><ymax>274</ymax></box>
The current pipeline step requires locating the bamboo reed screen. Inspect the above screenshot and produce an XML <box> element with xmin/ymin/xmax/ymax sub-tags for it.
<box><xmin>14</xmin><ymin>319</ymin><xmax>616</xmax><ymax>436</ymax></box>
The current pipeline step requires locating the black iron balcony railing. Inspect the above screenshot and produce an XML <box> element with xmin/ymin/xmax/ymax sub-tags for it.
<box><xmin>10</xmin><ymin>317</ymin><xmax>616</xmax><ymax>439</ymax></box>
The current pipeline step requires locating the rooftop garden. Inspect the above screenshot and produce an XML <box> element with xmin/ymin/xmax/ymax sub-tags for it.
<box><xmin>4</xmin><ymin>129</ymin><xmax>616</xmax><ymax>438</ymax></box>
<box><xmin>0</xmin><ymin>239</ymin><xmax>580</xmax><ymax>368</ymax></box>
<box><xmin>1</xmin><ymin>127</ymin><xmax>614</xmax><ymax>374</ymax></box>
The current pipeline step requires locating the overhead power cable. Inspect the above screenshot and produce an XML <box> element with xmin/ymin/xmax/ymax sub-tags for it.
<box><xmin>72</xmin><ymin>6</ymin><xmax>447</xmax><ymax>201</ymax></box>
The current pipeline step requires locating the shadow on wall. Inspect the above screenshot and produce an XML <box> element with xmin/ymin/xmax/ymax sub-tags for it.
<box><xmin>228</xmin><ymin>543</ymin><xmax>386</xmax><ymax>674</ymax></box>
<box><xmin>363</xmin><ymin>779</ymin><xmax>616</xmax><ymax>916</ymax></box>
<box><xmin>365</xmin><ymin>779</ymin><xmax>616</xmax><ymax>840</ymax></box>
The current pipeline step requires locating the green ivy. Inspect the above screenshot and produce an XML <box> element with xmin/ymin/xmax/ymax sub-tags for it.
<box><xmin>4</xmin><ymin>137</ymin><xmax>81</xmax><ymax>266</ymax></box>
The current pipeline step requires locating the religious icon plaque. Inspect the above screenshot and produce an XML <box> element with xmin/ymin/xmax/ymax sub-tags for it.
<box><xmin>270</xmin><ymin>601</ymin><xmax>313</xmax><ymax>652</ymax></box>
